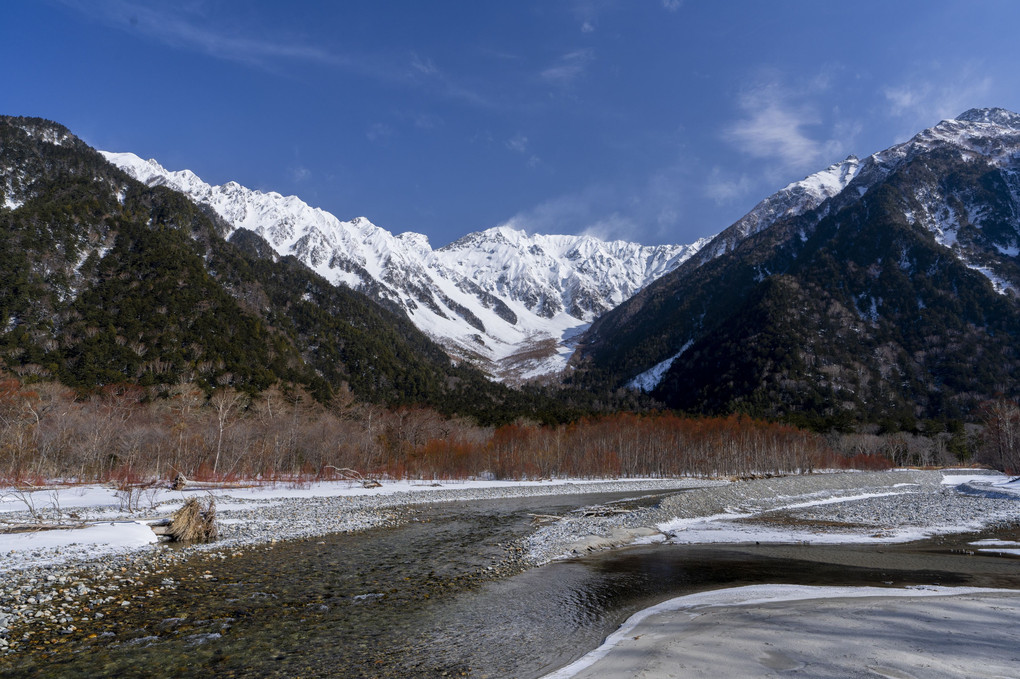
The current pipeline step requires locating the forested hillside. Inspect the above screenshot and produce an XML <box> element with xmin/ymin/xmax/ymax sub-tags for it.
<box><xmin>573</xmin><ymin>109</ymin><xmax>1020</xmax><ymax>427</ymax></box>
<box><xmin>0</xmin><ymin>116</ymin><xmax>575</xmax><ymax>425</ymax></box>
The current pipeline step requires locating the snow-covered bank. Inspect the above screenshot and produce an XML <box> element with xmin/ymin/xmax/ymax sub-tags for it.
<box><xmin>6</xmin><ymin>470</ymin><xmax>1012</xmax><ymax>574</ymax></box>
<box><xmin>542</xmin><ymin>585</ymin><xmax>1020</xmax><ymax>679</ymax></box>
<box><xmin>4</xmin><ymin>470</ymin><xmax>1018</xmax><ymax>574</ymax></box>
<box><xmin>523</xmin><ymin>469</ymin><xmax>1020</xmax><ymax>562</ymax></box>
<box><xmin>0</xmin><ymin>477</ymin><xmax>718</xmax><ymax>572</ymax></box>
<box><xmin>2</xmin><ymin>469</ymin><xmax>1019</xmax><ymax>663</ymax></box>
<box><xmin>529</xmin><ymin>469</ymin><xmax>1020</xmax><ymax>679</ymax></box>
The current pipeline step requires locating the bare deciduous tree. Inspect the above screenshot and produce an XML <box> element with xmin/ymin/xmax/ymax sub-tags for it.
<box><xmin>979</xmin><ymin>400</ymin><xmax>1020</xmax><ymax>476</ymax></box>
<box><xmin>209</xmin><ymin>388</ymin><xmax>249</xmax><ymax>476</ymax></box>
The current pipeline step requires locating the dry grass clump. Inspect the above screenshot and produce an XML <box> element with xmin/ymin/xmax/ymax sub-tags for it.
<box><xmin>168</xmin><ymin>496</ymin><xmax>218</xmax><ymax>542</ymax></box>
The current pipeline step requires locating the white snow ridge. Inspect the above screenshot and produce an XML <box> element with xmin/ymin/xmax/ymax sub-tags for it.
<box><xmin>102</xmin><ymin>151</ymin><xmax>708</xmax><ymax>381</ymax></box>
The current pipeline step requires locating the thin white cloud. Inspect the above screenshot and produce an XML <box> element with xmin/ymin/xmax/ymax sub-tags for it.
<box><xmin>704</xmin><ymin>167</ymin><xmax>753</xmax><ymax>204</ymax></box>
<box><xmin>410</xmin><ymin>53</ymin><xmax>438</xmax><ymax>76</ymax></box>
<box><xmin>662</xmin><ymin>0</ymin><xmax>683</xmax><ymax>11</ymax></box>
<box><xmin>412</xmin><ymin>113</ymin><xmax>442</xmax><ymax>130</ymax></box>
<box><xmin>571</xmin><ymin>0</ymin><xmax>613</xmax><ymax>33</ymax></box>
<box><xmin>884</xmin><ymin>66</ymin><xmax>993</xmax><ymax>129</ymax></box>
<box><xmin>289</xmin><ymin>165</ymin><xmax>311</xmax><ymax>183</ymax></box>
<box><xmin>366</xmin><ymin>123</ymin><xmax>394</xmax><ymax>142</ymax></box>
<box><xmin>498</xmin><ymin>163</ymin><xmax>688</xmax><ymax>242</ymax></box>
<box><xmin>505</xmin><ymin>134</ymin><xmax>541</xmax><ymax>168</ymax></box>
<box><xmin>405</xmin><ymin>52</ymin><xmax>496</xmax><ymax>108</ymax></box>
<box><xmin>64</xmin><ymin>0</ymin><xmax>361</xmax><ymax>71</ymax></box>
<box><xmin>61</xmin><ymin>0</ymin><xmax>496</xmax><ymax>108</ymax></box>
<box><xmin>724</xmin><ymin>77</ymin><xmax>850</xmax><ymax>173</ymax></box>
<box><xmin>541</xmin><ymin>49</ymin><xmax>595</xmax><ymax>85</ymax></box>
<box><xmin>506</xmin><ymin>134</ymin><xmax>529</xmax><ymax>154</ymax></box>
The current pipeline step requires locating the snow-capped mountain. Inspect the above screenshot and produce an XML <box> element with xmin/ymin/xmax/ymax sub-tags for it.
<box><xmin>694</xmin><ymin>155</ymin><xmax>863</xmax><ymax>263</ymax></box>
<box><xmin>576</xmin><ymin>108</ymin><xmax>1020</xmax><ymax>421</ymax></box>
<box><xmin>691</xmin><ymin>107</ymin><xmax>1020</xmax><ymax>285</ymax></box>
<box><xmin>0</xmin><ymin>115</ymin><xmax>530</xmax><ymax>413</ymax></box>
<box><xmin>103</xmin><ymin>151</ymin><xmax>708</xmax><ymax>381</ymax></box>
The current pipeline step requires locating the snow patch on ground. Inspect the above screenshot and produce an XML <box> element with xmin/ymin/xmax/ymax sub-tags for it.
<box><xmin>0</xmin><ymin>521</ymin><xmax>157</xmax><ymax>568</ymax></box>
<box><xmin>627</xmin><ymin>340</ymin><xmax>693</xmax><ymax>391</ymax></box>
<box><xmin>0</xmin><ymin>477</ymin><xmax>708</xmax><ymax>571</ymax></box>
<box><xmin>541</xmin><ymin>584</ymin><xmax>1017</xmax><ymax>679</ymax></box>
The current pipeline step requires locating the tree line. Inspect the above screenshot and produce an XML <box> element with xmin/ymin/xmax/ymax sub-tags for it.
<box><xmin>1</xmin><ymin>375</ymin><xmax>1012</xmax><ymax>486</ymax></box>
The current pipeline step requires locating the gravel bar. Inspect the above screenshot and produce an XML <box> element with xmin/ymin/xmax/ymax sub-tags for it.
<box><xmin>2</xmin><ymin>470</ymin><xmax>1017</xmax><ymax>658</ymax></box>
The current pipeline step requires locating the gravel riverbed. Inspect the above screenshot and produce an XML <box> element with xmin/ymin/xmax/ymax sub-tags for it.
<box><xmin>1</xmin><ymin>470</ymin><xmax>1016</xmax><ymax>660</ymax></box>
<box><xmin>0</xmin><ymin>478</ymin><xmax>711</xmax><ymax>657</ymax></box>
<box><xmin>520</xmin><ymin>469</ymin><xmax>1019</xmax><ymax>562</ymax></box>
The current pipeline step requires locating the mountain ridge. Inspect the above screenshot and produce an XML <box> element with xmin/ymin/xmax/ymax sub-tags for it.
<box><xmin>0</xmin><ymin>115</ymin><xmax>583</xmax><ymax>425</ymax></box>
<box><xmin>102</xmin><ymin>151</ymin><xmax>709</xmax><ymax>382</ymax></box>
<box><xmin>573</xmin><ymin>107</ymin><xmax>1020</xmax><ymax>424</ymax></box>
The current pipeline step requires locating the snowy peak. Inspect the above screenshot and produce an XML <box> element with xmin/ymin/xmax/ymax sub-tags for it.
<box><xmin>439</xmin><ymin>225</ymin><xmax>704</xmax><ymax>321</ymax></box>
<box><xmin>876</xmin><ymin>108</ymin><xmax>1020</xmax><ymax>170</ymax></box>
<box><xmin>576</xmin><ymin>108</ymin><xmax>1020</xmax><ymax>420</ymax></box>
<box><xmin>955</xmin><ymin>107</ymin><xmax>1020</xmax><ymax>127</ymax></box>
<box><xmin>694</xmin><ymin>108</ymin><xmax>1020</xmax><ymax>269</ymax></box>
<box><xmin>103</xmin><ymin>150</ymin><xmax>706</xmax><ymax>382</ymax></box>
<box><xmin>695</xmin><ymin>154</ymin><xmax>861</xmax><ymax>262</ymax></box>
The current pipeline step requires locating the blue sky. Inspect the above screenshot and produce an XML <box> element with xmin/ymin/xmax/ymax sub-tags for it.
<box><xmin>5</xmin><ymin>1</ymin><xmax>1020</xmax><ymax>247</ymax></box>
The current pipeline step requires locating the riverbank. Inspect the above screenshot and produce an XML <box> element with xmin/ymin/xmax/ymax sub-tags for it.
<box><xmin>530</xmin><ymin>469</ymin><xmax>1020</xmax><ymax>679</ymax></box>
<box><xmin>0</xmin><ymin>477</ymin><xmax>716</xmax><ymax>658</ymax></box>
<box><xmin>523</xmin><ymin>469</ymin><xmax>1020</xmax><ymax>563</ymax></box>
<box><xmin>2</xmin><ymin>469</ymin><xmax>1018</xmax><ymax>668</ymax></box>
<box><xmin>542</xmin><ymin>585</ymin><xmax>1020</xmax><ymax>679</ymax></box>
<box><xmin>1</xmin><ymin>477</ymin><xmax>719</xmax><ymax>571</ymax></box>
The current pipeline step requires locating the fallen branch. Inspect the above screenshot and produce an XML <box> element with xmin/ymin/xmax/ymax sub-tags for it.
<box><xmin>324</xmin><ymin>466</ymin><xmax>382</xmax><ymax>488</ymax></box>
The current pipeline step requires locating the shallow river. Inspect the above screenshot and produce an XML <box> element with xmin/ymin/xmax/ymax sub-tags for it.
<box><xmin>5</xmin><ymin>490</ymin><xmax>1020</xmax><ymax>678</ymax></box>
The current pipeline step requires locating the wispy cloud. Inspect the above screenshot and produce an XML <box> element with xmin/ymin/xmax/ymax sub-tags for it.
<box><xmin>704</xmin><ymin>167</ymin><xmax>753</xmax><ymax>204</ymax></box>
<box><xmin>724</xmin><ymin>76</ymin><xmax>850</xmax><ymax>174</ymax></box>
<box><xmin>60</xmin><ymin>0</ymin><xmax>495</xmax><ymax>107</ymax></box>
<box><xmin>366</xmin><ymin>123</ymin><xmax>394</xmax><ymax>143</ymax></box>
<box><xmin>499</xmin><ymin>163</ymin><xmax>689</xmax><ymax>242</ymax></box>
<box><xmin>412</xmin><ymin>113</ymin><xmax>443</xmax><ymax>130</ymax></box>
<box><xmin>570</xmin><ymin>0</ymin><xmax>612</xmax><ymax>33</ymax></box>
<box><xmin>506</xmin><ymin>133</ymin><xmax>529</xmax><ymax>154</ymax></box>
<box><xmin>662</xmin><ymin>0</ymin><xmax>683</xmax><ymax>11</ymax></box>
<box><xmin>499</xmin><ymin>184</ymin><xmax>626</xmax><ymax>238</ymax></box>
<box><xmin>505</xmin><ymin>133</ymin><xmax>541</xmax><ymax>168</ymax></box>
<box><xmin>410</xmin><ymin>53</ymin><xmax>438</xmax><ymax>76</ymax></box>
<box><xmin>61</xmin><ymin>0</ymin><xmax>364</xmax><ymax>72</ymax></box>
<box><xmin>541</xmin><ymin>49</ymin><xmax>595</xmax><ymax>86</ymax></box>
<box><xmin>884</xmin><ymin>65</ymin><xmax>993</xmax><ymax>130</ymax></box>
<box><xmin>405</xmin><ymin>53</ymin><xmax>495</xmax><ymax>108</ymax></box>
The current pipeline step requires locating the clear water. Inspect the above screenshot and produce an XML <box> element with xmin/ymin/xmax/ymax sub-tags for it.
<box><xmin>3</xmin><ymin>492</ymin><xmax>1018</xmax><ymax>678</ymax></box>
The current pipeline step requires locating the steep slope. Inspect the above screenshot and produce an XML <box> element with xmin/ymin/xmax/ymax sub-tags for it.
<box><xmin>574</xmin><ymin>108</ymin><xmax>1020</xmax><ymax>424</ymax></box>
<box><xmin>0</xmin><ymin>115</ymin><xmax>561</xmax><ymax>423</ymax></box>
<box><xmin>103</xmin><ymin>151</ymin><xmax>708</xmax><ymax>381</ymax></box>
